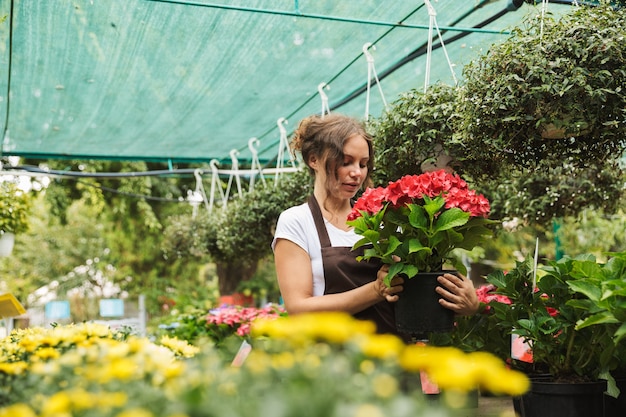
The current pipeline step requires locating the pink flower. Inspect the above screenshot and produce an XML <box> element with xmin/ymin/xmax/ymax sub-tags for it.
<box><xmin>476</xmin><ymin>284</ymin><xmax>512</xmax><ymax>312</ymax></box>
<box><xmin>206</xmin><ymin>305</ymin><xmax>287</xmax><ymax>336</ymax></box>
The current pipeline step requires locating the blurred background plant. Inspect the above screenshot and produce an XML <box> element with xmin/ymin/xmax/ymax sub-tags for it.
<box><xmin>0</xmin><ymin>312</ymin><xmax>529</xmax><ymax>417</ymax></box>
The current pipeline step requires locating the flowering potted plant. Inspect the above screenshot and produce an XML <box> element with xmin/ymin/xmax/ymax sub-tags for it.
<box><xmin>347</xmin><ymin>169</ymin><xmax>495</xmax><ymax>285</ymax></box>
<box><xmin>483</xmin><ymin>253</ymin><xmax>621</xmax><ymax>417</ymax></box>
<box><xmin>346</xmin><ymin>169</ymin><xmax>496</xmax><ymax>337</ymax></box>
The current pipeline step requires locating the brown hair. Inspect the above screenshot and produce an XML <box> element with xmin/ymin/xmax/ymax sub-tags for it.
<box><xmin>290</xmin><ymin>113</ymin><xmax>374</xmax><ymax>189</ymax></box>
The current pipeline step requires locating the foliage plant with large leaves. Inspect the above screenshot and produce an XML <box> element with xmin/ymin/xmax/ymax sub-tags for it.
<box><xmin>567</xmin><ymin>251</ymin><xmax>626</xmax><ymax>372</ymax></box>
<box><xmin>484</xmin><ymin>254</ymin><xmax>619</xmax><ymax>382</ymax></box>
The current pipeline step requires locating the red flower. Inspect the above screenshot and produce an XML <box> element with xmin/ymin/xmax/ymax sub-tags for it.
<box><xmin>348</xmin><ymin>186</ymin><xmax>386</xmax><ymax>220</ymax></box>
<box><xmin>545</xmin><ymin>307</ymin><xmax>559</xmax><ymax>317</ymax></box>
<box><xmin>349</xmin><ymin>169</ymin><xmax>490</xmax><ymax>221</ymax></box>
<box><xmin>346</xmin><ymin>170</ymin><xmax>496</xmax><ymax>283</ymax></box>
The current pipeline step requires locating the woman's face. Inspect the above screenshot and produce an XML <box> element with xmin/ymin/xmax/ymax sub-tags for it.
<box><xmin>330</xmin><ymin>134</ymin><xmax>370</xmax><ymax>200</ymax></box>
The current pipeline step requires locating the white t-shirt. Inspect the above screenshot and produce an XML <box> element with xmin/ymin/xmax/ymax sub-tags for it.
<box><xmin>272</xmin><ymin>202</ymin><xmax>361</xmax><ymax>296</ymax></box>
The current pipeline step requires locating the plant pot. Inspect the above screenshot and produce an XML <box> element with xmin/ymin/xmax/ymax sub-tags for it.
<box><xmin>540</xmin><ymin>122</ymin><xmax>591</xmax><ymax>140</ymax></box>
<box><xmin>513</xmin><ymin>377</ymin><xmax>607</xmax><ymax>417</ymax></box>
<box><xmin>219</xmin><ymin>293</ymin><xmax>254</xmax><ymax>307</ymax></box>
<box><xmin>0</xmin><ymin>232</ymin><xmax>16</xmax><ymax>257</ymax></box>
<box><xmin>394</xmin><ymin>271</ymin><xmax>455</xmax><ymax>339</ymax></box>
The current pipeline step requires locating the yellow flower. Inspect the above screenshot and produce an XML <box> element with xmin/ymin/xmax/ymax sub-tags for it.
<box><xmin>252</xmin><ymin>312</ymin><xmax>376</xmax><ymax>346</ymax></box>
<box><xmin>353</xmin><ymin>403</ymin><xmax>385</xmax><ymax>417</ymax></box>
<box><xmin>372</xmin><ymin>373</ymin><xmax>398</xmax><ymax>399</ymax></box>
<box><xmin>115</xmin><ymin>408</ymin><xmax>153</xmax><ymax>417</ymax></box>
<box><xmin>94</xmin><ymin>392</ymin><xmax>128</xmax><ymax>408</ymax></box>
<box><xmin>33</xmin><ymin>347</ymin><xmax>60</xmax><ymax>361</ymax></box>
<box><xmin>0</xmin><ymin>361</ymin><xmax>28</xmax><ymax>375</ymax></box>
<box><xmin>103</xmin><ymin>357</ymin><xmax>138</xmax><ymax>382</ymax></box>
<box><xmin>271</xmin><ymin>351</ymin><xmax>296</xmax><ymax>369</ymax></box>
<box><xmin>481</xmin><ymin>367</ymin><xmax>530</xmax><ymax>396</ymax></box>
<box><xmin>159</xmin><ymin>336</ymin><xmax>199</xmax><ymax>358</ymax></box>
<box><xmin>359</xmin><ymin>359</ymin><xmax>376</xmax><ymax>374</ymax></box>
<box><xmin>0</xmin><ymin>403</ymin><xmax>37</xmax><ymax>417</ymax></box>
<box><xmin>41</xmin><ymin>391</ymin><xmax>72</xmax><ymax>414</ymax></box>
<box><xmin>30</xmin><ymin>361</ymin><xmax>60</xmax><ymax>376</ymax></box>
<box><xmin>356</xmin><ymin>333</ymin><xmax>405</xmax><ymax>360</ymax></box>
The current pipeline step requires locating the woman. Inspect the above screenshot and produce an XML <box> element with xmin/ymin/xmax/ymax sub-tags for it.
<box><xmin>272</xmin><ymin>113</ymin><xmax>478</xmax><ymax>339</ymax></box>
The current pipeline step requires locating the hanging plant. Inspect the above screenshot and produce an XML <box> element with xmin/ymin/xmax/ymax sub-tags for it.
<box><xmin>0</xmin><ymin>181</ymin><xmax>32</xmax><ymax>235</ymax></box>
<box><xmin>459</xmin><ymin>1</ymin><xmax>626</xmax><ymax>171</ymax></box>
<box><xmin>371</xmin><ymin>83</ymin><xmax>500</xmax><ymax>185</ymax></box>
<box><xmin>483</xmin><ymin>158</ymin><xmax>625</xmax><ymax>226</ymax></box>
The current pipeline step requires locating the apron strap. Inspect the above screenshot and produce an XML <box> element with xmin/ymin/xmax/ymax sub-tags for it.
<box><xmin>307</xmin><ymin>195</ymin><xmax>332</xmax><ymax>248</ymax></box>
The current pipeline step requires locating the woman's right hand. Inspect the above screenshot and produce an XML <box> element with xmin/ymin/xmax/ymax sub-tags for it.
<box><xmin>373</xmin><ymin>263</ymin><xmax>404</xmax><ymax>302</ymax></box>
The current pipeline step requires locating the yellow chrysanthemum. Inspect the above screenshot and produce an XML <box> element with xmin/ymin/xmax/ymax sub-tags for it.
<box><xmin>252</xmin><ymin>312</ymin><xmax>376</xmax><ymax>346</ymax></box>
<box><xmin>372</xmin><ymin>373</ymin><xmax>399</xmax><ymax>399</ymax></box>
<box><xmin>102</xmin><ymin>357</ymin><xmax>138</xmax><ymax>382</ymax></box>
<box><xmin>244</xmin><ymin>351</ymin><xmax>271</xmax><ymax>374</ymax></box>
<box><xmin>94</xmin><ymin>392</ymin><xmax>128</xmax><ymax>408</ymax></box>
<box><xmin>33</xmin><ymin>347</ymin><xmax>61</xmax><ymax>361</ymax></box>
<box><xmin>160</xmin><ymin>336</ymin><xmax>199</xmax><ymax>358</ymax></box>
<box><xmin>41</xmin><ymin>391</ymin><xmax>72</xmax><ymax>414</ymax></box>
<box><xmin>353</xmin><ymin>403</ymin><xmax>385</xmax><ymax>417</ymax></box>
<box><xmin>356</xmin><ymin>333</ymin><xmax>405</xmax><ymax>360</ymax></box>
<box><xmin>0</xmin><ymin>361</ymin><xmax>28</xmax><ymax>375</ymax></box>
<box><xmin>29</xmin><ymin>361</ymin><xmax>60</xmax><ymax>376</ymax></box>
<box><xmin>115</xmin><ymin>408</ymin><xmax>153</xmax><ymax>417</ymax></box>
<box><xmin>0</xmin><ymin>403</ymin><xmax>37</xmax><ymax>417</ymax></box>
<box><xmin>359</xmin><ymin>359</ymin><xmax>376</xmax><ymax>375</ymax></box>
<box><xmin>270</xmin><ymin>351</ymin><xmax>296</xmax><ymax>369</ymax></box>
<box><xmin>481</xmin><ymin>367</ymin><xmax>530</xmax><ymax>396</ymax></box>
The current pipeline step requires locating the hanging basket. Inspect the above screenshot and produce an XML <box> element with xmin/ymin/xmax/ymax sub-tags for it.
<box><xmin>0</xmin><ymin>232</ymin><xmax>16</xmax><ymax>257</ymax></box>
<box><xmin>539</xmin><ymin>121</ymin><xmax>591</xmax><ymax>140</ymax></box>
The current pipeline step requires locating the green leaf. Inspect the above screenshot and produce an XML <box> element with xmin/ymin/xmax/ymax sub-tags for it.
<box><xmin>575</xmin><ymin>312</ymin><xmax>619</xmax><ymax>330</ymax></box>
<box><xmin>423</xmin><ymin>195</ymin><xmax>447</xmax><ymax>218</ymax></box>
<box><xmin>567</xmin><ymin>280</ymin><xmax>602</xmax><ymax>302</ymax></box>
<box><xmin>433</xmin><ymin>208</ymin><xmax>470</xmax><ymax>233</ymax></box>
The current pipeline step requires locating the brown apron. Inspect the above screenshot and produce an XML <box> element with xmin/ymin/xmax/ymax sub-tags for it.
<box><xmin>308</xmin><ymin>195</ymin><xmax>398</xmax><ymax>336</ymax></box>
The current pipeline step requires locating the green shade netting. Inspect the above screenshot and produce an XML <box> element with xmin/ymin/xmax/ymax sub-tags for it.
<box><xmin>0</xmin><ymin>0</ymin><xmax>572</xmax><ymax>167</ymax></box>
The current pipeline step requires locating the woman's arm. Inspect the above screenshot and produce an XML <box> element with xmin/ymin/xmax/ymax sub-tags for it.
<box><xmin>274</xmin><ymin>238</ymin><xmax>402</xmax><ymax>315</ymax></box>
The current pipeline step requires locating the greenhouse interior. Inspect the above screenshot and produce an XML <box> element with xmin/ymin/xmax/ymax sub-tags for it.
<box><xmin>1</xmin><ymin>1</ymin><xmax>625</xmax><ymax>416</ymax></box>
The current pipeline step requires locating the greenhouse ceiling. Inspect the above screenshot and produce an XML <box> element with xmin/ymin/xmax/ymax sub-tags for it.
<box><xmin>0</xmin><ymin>0</ymin><xmax>575</xmax><ymax>169</ymax></box>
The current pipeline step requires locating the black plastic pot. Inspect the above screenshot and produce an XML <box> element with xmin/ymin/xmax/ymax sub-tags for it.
<box><xmin>513</xmin><ymin>377</ymin><xmax>607</xmax><ymax>417</ymax></box>
<box><xmin>394</xmin><ymin>271</ymin><xmax>455</xmax><ymax>339</ymax></box>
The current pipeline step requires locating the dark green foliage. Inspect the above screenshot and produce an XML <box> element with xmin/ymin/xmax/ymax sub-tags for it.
<box><xmin>460</xmin><ymin>2</ymin><xmax>626</xmax><ymax>172</ymax></box>
<box><xmin>371</xmin><ymin>83</ymin><xmax>468</xmax><ymax>184</ymax></box>
<box><xmin>484</xmin><ymin>254</ymin><xmax>621</xmax><ymax>381</ymax></box>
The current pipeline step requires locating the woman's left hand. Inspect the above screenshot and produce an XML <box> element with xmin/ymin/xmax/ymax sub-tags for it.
<box><xmin>435</xmin><ymin>273</ymin><xmax>480</xmax><ymax>315</ymax></box>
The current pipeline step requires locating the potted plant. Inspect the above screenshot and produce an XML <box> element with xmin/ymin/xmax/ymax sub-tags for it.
<box><xmin>346</xmin><ymin>169</ymin><xmax>497</xmax><ymax>337</ymax></box>
<box><xmin>482</xmin><ymin>253</ymin><xmax>620</xmax><ymax>417</ymax></box>
<box><xmin>459</xmin><ymin>1</ymin><xmax>626</xmax><ymax>173</ymax></box>
<box><xmin>0</xmin><ymin>181</ymin><xmax>32</xmax><ymax>257</ymax></box>
<box><xmin>370</xmin><ymin>82</ymin><xmax>501</xmax><ymax>185</ymax></box>
<box><xmin>566</xmin><ymin>250</ymin><xmax>626</xmax><ymax>417</ymax></box>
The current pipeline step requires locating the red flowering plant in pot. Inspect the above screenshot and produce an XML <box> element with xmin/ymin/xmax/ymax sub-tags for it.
<box><xmin>346</xmin><ymin>169</ymin><xmax>497</xmax><ymax>337</ymax></box>
<box><xmin>346</xmin><ymin>169</ymin><xmax>496</xmax><ymax>283</ymax></box>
